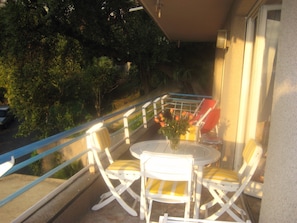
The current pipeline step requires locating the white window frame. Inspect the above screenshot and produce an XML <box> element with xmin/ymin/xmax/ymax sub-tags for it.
<box><xmin>236</xmin><ymin>4</ymin><xmax>281</xmax><ymax>198</ymax></box>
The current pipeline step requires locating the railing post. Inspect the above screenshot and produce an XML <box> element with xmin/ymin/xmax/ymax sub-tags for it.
<box><xmin>153</xmin><ymin>97</ymin><xmax>161</xmax><ymax>118</ymax></box>
<box><xmin>86</xmin><ymin>122</ymin><xmax>103</xmax><ymax>173</ymax></box>
<box><xmin>123</xmin><ymin>107</ymin><xmax>136</xmax><ymax>144</ymax></box>
<box><xmin>87</xmin><ymin>133</ymin><xmax>96</xmax><ymax>173</ymax></box>
<box><xmin>142</xmin><ymin>101</ymin><xmax>151</xmax><ymax>128</ymax></box>
<box><xmin>161</xmin><ymin>94</ymin><xmax>168</xmax><ymax>112</ymax></box>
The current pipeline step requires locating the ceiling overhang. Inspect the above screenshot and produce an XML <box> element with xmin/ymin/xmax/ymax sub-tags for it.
<box><xmin>139</xmin><ymin>0</ymin><xmax>235</xmax><ymax>42</ymax></box>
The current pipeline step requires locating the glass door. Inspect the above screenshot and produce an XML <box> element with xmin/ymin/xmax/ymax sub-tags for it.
<box><xmin>246</xmin><ymin>5</ymin><xmax>281</xmax><ymax>185</ymax></box>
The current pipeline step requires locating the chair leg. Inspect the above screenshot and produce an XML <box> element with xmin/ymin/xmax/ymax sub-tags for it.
<box><xmin>205</xmin><ymin>188</ymin><xmax>245</xmax><ymax>222</ymax></box>
<box><xmin>200</xmin><ymin>198</ymin><xmax>218</xmax><ymax>210</ymax></box>
<box><xmin>92</xmin><ymin>181</ymin><xmax>138</xmax><ymax>216</ymax></box>
<box><xmin>100</xmin><ymin>181</ymin><xmax>140</xmax><ymax>201</ymax></box>
<box><xmin>92</xmin><ymin>195</ymin><xmax>138</xmax><ymax>217</ymax></box>
<box><xmin>219</xmin><ymin>190</ymin><xmax>246</xmax><ymax>216</ymax></box>
<box><xmin>126</xmin><ymin>186</ymin><xmax>140</xmax><ymax>200</ymax></box>
<box><xmin>146</xmin><ymin>199</ymin><xmax>153</xmax><ymax>223</ymax></box>
<box><xmin>91</xmin><ymin>149</ymin><xmax>139</xmax><ymax>216</ymax></box>
<box><xmin>99</xmin><ymin>183</ymin><xmax>126</xmax><ymax>200</ymax></box>
<box><xmin>184</xmin><ymin>200</ymin><xmax>191</xmax><ymax>219</ymax></box>
<box><xmin>200</xmin><ymin>186</ymin><xmax>221</xmax><ymax>216</ymax></box>
<box><xmin>200</xmin><ymin>198</ymin><xmax>217</xmax><ymax>218</ymax></box>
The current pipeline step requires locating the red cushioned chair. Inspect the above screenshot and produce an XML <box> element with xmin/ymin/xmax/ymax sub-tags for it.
<box><xmin>191</xmin><ymin>99</ymin><xmax>217</xmax><ymax>125</ymax></box>
<box><xmin>199</xmin><ymin>108</ymin><xmax>223</xmax><ymax>166</ymax></box>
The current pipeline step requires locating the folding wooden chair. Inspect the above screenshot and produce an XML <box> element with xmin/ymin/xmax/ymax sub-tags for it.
<box><xmin>140</xmin><ymin>151</ymin><xmax>194</xmax><ymax>223</ymax></box>
<box><xmin>199</xmin><ymin>108</ymin><xmax>221</xmax><ymax>135</ymax></box>
<box><xmin>200</xmin><ymin>139</ymin><xmax>262</xmax><ymax>222</ymax></box>
<box><xmin>159</xmin><ymin>213</ymin><xmax>251</xmax><ymax>223</ymax></box>
<box><xmin>191</xmin><ymin>99</ymin><xmax>217</xmax><ymax>124</ymax></box>
<box><xmin>199</xmin><ymin>108</ymin><xmax>223</xmax><ymax>155</ymax></box>
<box><xmin>181</xmin><ymin>99</ymin><xmax>218</xmax><ymax>142</ymax></box>
<box><xmin>181</xmin><ymin>107</ymin><xmax>221</xmax><ymax>145</ymax></box>
<box><xmin>86</xmin><ymin>124</ymin><xmax>140</xmax><ymax>216</ymax></box>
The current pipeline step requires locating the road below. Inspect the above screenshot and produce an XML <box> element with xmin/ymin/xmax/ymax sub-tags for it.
<box><xmin>0</xmin><ymin>120</ymin><xmax>37</xmax><ymax>155</ymax></box>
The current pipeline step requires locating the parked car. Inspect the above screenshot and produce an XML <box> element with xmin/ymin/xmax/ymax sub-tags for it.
<box><xmin>0</xmin><ymin>106</ymin><xmax>14</xmax><ymax>128</ymax></box>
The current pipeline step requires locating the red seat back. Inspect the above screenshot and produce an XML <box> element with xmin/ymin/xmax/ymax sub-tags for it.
<box><xmin>198</xmin><ymin>99</ymin><xmax>217</xmax><ymax>116</ymax></box>
<box><xmin>200</xmin><ymin>108</ymin><xmax>220</xmax><ymax>134</ymax></box>
<box><xmin>191</xmin><ymin>99</ymin><xmax>217</xmax><ymax>123</ymax></box>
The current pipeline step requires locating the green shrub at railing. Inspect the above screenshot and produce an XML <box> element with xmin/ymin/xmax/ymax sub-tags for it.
<box><xmin>53</xmin><ymin>160</ymin><xmax>83</xmax><ymax>179</ymax></box>
<box><xmin>30</xmin><ymin>151</ymin><xmax>43</xmax><ymax>176</ymax></box>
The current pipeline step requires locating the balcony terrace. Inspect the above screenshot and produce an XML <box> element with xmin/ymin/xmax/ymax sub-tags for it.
<box><xmin>0</xmin><ymin>93</ymin><xmax>261</xmax><ymax>223</ymax></box>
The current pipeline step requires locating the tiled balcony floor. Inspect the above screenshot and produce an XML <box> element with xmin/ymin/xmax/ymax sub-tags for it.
<box><xmin>78</xmin><ymin>179</ymin><xmax>261</xmax><ymax>223</ymax></box>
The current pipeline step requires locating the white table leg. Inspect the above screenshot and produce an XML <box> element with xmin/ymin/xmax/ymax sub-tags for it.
<box><xmin>140</xmin><ymin>181</ymin><xmax>145</xmax><ymax>220</ymax></box>
<box><xmin>193</xmin><ymin>165</ymin><xmax>203</xmax><ymax>219</ymax></box>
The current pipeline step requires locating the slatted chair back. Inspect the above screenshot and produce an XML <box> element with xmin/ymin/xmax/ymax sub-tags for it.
<box><xmin>140</xmin><ymin>151</ymin><xmax>194</xmax><ymax>223</ymax></box>
<box><xmin>197</xmin><ymin>99</ymin><xmax>217</xmax><ymax>116</ymax></box>
<box><xmin>238</xmin><ymin>139</ymin><xmax>263</xmax><ymax>183</ymax></box>
<box><xmin>190</xmin><ymin>99</ymin><xmax>217</xmax><ymax>127</ymax></box>
<box><xmin>200</xmin><ymin>108</ymin><xmax>220</xmax><ymax>134</ymax></box>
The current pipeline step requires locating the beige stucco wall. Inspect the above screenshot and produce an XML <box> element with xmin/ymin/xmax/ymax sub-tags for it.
<box><xmin>260</xmin><ymin>0</ymin><xmax>297</xmax><ymax>222</ymax></box>
<box><xmin>213</xmin><ymin>15</ymin><xmax>246</xmax><ymax>169</ymax></box>
<box><xmin>212</xmin><ymin>0</ymin><xmax>297</xmax><ymax>221</ymax></box>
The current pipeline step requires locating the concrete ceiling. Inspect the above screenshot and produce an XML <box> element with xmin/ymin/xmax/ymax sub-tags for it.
<box><xmin>139</xmin><ymin>0</ymin><xmax>235</xmax><ymax>42</ymax></box>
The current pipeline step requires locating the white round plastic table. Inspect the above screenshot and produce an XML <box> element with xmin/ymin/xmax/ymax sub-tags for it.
<box><xmin>129</xmin><ymin>139</ymin><xmax>221</xmax><ymax>219</ymax></box>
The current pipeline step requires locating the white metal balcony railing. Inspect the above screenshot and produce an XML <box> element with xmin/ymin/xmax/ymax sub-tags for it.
<box><xmin>0</xmin><ymin>92</ymin><xmax>208</xmax><ymax>222</ymax></box>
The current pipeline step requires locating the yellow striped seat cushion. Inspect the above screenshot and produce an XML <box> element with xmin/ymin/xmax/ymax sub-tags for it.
<box><xmin>106</xmin><ymin>160</ymin><xmax>140</xmax><ymax>172</ymax></box>
<box><xmin>203</xmin><ymin>167</ymin><xmax>239</xmax><ymax>183</ymax></box>
<box><xmin>146</xmin><ymin>179</ymin><xmax>188</xmax><ymax>196</ymax></box>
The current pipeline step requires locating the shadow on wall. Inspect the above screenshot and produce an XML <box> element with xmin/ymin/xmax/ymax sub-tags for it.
<box><xmin>217</xmin><ymin>118</ymin><xmax>232</xmax><ymax>169</ymax></box>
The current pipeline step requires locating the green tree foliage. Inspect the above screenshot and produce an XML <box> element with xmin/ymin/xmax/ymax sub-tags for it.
<box><xmin>121</xmin><ymin>10</ymin><xmax>173</xmax><ymax>93</ymax></box>
<box><xmin>0</xmin><ymin>0</ymin><xmax>214</xmax><ymax>138</ymax></box>
<box><xmin>0</xmin><ymin>0</ymin><xmax>135</xmax><ymax>137</ymax></box>
<box><xmin>84</xmin><ymin>56</ymin><xmax>124</xmax><ymax>116</ymax></box>
<box><xmin>1</xmin><ymin>33</ymin><xmax>89</xmax><ymax>137</ymax></box>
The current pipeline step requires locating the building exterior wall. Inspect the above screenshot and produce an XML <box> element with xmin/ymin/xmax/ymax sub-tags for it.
<box><xmin>260</xmin><ymin>0</ymin><xmax>297</xmax><ymax>221</ymax></box>
<box><xmin>213</xmin><ymin>16</ymin><xmax>246</xmax><ymax>169</ymax></box>
<box><xmin>214</xmin><ymin>0</ymin><xmax>297</xmax><ymax>221</ymax></box>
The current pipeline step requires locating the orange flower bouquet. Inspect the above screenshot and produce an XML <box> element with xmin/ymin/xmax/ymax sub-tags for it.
<box><xmin>155</xmin><ymin>109</ymin><xmax>193</xmax><ymax>150</ymax></box>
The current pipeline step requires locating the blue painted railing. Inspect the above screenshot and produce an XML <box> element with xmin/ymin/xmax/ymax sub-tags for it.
<box><xmin>0</xmin><ymin>92</ymin><xmax>206</xmax><ymax>209</ymax></box>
